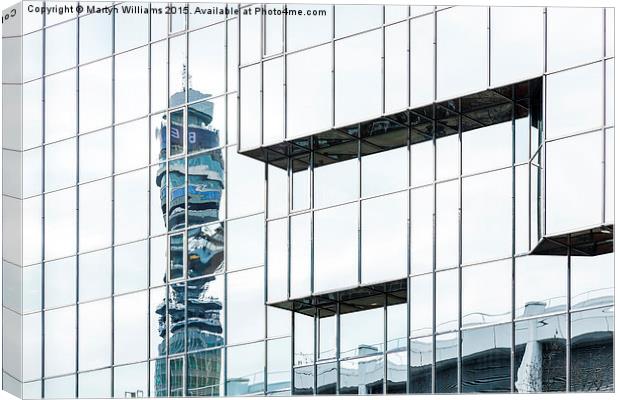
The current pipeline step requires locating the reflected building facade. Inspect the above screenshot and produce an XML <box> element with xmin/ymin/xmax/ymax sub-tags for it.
<box><xmin>1</xmin><ymin>2</ymin><xmax>615</xmax><ymax>399</ymax></box>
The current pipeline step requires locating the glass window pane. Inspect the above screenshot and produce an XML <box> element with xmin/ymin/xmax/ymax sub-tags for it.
<box><xmin>169</xmin><ymin>34</ymin><xmax>187</xmax><ymax>108</ymax></box>
<box><xmin>314</xmin><ymin>203</ymin><xmax>358</xmax><ymax>293</ymax></box>
<box><xmin>239</xmin><ymin>64</ymin><xmax>261</xmax><ymax>150</ymax></box>
<box><xmin>571</xmin><ymin>253</ymin><xmax>613</xmax><ymax>310</ymax></box>
<box><xmin>569</xmin><ymin>306</ymin><xmax>614</xmax><ymax>392</ymax></box>
<box><xmin>267</xmin><ymin>307</ymin><xmax>291</xmax><ymax>338</ymax></box>
<box><xmin>149</xmin><ymin>236</ymin><xmax>166</xmax><ymax>287</ymax></box>
<box><xmin>436</xmin><ymin>180</ymin><xmax>458</xmax><ymax>269</ymax></box>
<box><xmin>168</xmin><ymin>158</ymin><xmax>186</xmax><ymax>230</ymax></box>
<box><xmin>113</xmin><ymin>362</ymin><xmax>148</xmax><ymax>398</ymax></box>
<box><xmin>169</xmin><ymin>233</ymin><xmax>185</xmax><ymax>281</ymax></box>
<box><xmin>79</xmin><ymin>12</ymin><xmax>112</xmax><ymax>64</ymax></box>
<box><xmin>188</xmin><ymin>97</ymin><xmax>225</xmax><ymax>153</ymax></box>
<box><xmin>151</xmin><ymin>164</ymin><xmax>167</xmax><ymax>236</ymax></box>
<box><xmin>23</xmin><ymin>79</ymin><xmax>43</xmax><ymax>150</ymax></box>
<box><xmin>78</xmin><ymin>249</ymin><xmax>111</xmax><ymax>302</ymax></box>
<box><xmin>314</xmin><ymin>158</ymin><xmax>358</xmax><ymax>208</ymax></box>
<box><xmin>340</xmin><ymin>308</ymin><xmax>384</xmax><ymax>359</ymax></box>
<box><xmin>361</xmin><ymin>192</ymin><xmax>407</xmax><ymax>284</ymax></box>
<box><xmin>170</xmin><ymin>2</ymin><xmax>187</xmax><ymax>33</ymax></box>
<box><xmin>462</xmin><ymin>169</ymin><xmax>512</xmax><ymax>264</ymax></box>
<box><xmin>188</xmin><ymin>148</ymin><xmax>225</xmax><ymax>226</ymax></box>
<box><xmin>410</xmin><ymin>274</ymin><xmax>433</xmax><ymax>338</ymax></box>
<box><xmin>462</xmin><ymin>260</ymin><xmax>512</xmax><ymax>328</ymax></box>
<box><xmin>114</xmin><ymin>118</ymin><xmax>149</xmax><ymax>173</ymax></box>
<box><xmin>546</xmin><ymin>131</ymin><xmax>602</xmax><ymax>234</ymax></box>
<box><xmin>514</xmin><ymin>315</ymin><xmax>566</xmax><ymax>393</ymax></box>
<box><xmin>286</xmin><ymin>44</ymin><xmax>332</xmax><ymax>138</ymax></box>
<box><xmin>44</xmin><ymin>306</ymin><xmax>76</xmax><ymax>376</ymax></box>
<box><xmin>605</xmin><ymin>60</ymin><xmax>614</xmax><ymax>126</ymax></box>
<box><xmin>189</xmin><ymin>24</ymin><xmax>225</xmax><ymax>100</ymax></box>
<box><xmin>114</xmin><ymin>240</ymin><xmax>148</xmax><ymax>295</ymax></box>
<box><xmin>22</xmin><ymin>312</ymin><xmax>41</xmax><ymax>381</ymax></box>
<box><xmin>409</xmin><ymin>336</ymin><xmax>432</xmax><ymax>394</ymax></box>
<box><xmin>290</xmin><ymin>213</ymin><xmax>311</xmax><ymax>299</ymax></box>
<box><xmin>294</xmin><ymin>312</ymin><xmax>314</xmax><ymax>366</ymax></box>
<box><xmin>410</xmin><ymin>14</ymin><xmax>435</xmax><ymax>107</ymax></box>
<box><xmin>339</xmin><ymin>355</ymin><xmax>384</xmax><ymax>395</ymax></box>
<box><xmin>240</xmin><ymin>10</ymin><xmax>261</xmax><ymax>65</ymax></box>
<box><xmin>294</xmin><ymin>365</ymin><xmax>314</xmax><ymax>395</ymax></box>
<box><xmin>227</xmin><ymin>342</ymin><xmax>265</xmax><ymax>395</ymax></box>
<box><xmin>546</xmin><ymin>63</ymin><xmax>603</xmax><ymax>139</ymax></box>
<box><xmin>78</xmin><ymin>368</ymin><xmax>111</xmax><ymax>398</ymax></box>
<box><xmin>264</xmin><ymin>5</ymin><xmax>283</xmax><ymax>56</ymax></box>
<box><xmin>462</xmin><ymin>121</ymin><xmax>512</xmax><ymax>175</ymax></box>
<box><xmin>168</xmin><ymin>283</ymin><xmax>186</xmax><ymax>355</ymax></box>
<box><xmin>263</xmin><ymin>57</ymin><xmax>284</xmax><ymax>145</ymax></box>
<box><xmin>227</xmin><ymin>18</ymin><xmax>238</xmax><ymax>92</ymax></box>
<box><xmin>385</xmin><ymin>5</ymin><xmax>409</xmax><ymax>23</ymax></box>
<box><xmin>226</xmin><ymin>147</ymin><xmax>264</xmax><ymax>218</ymax></box>
<box><xmin>45</xmin><ymin>69</ymin><xmax>77</xmax><ymax>143</ymax></box>
<box><xmin>227</xmin><ymin>214</ymin><xmax>265</xmax><ymax>271</ymax></box>
<box><xmin>114</xmin><ymin>291</ymin><xmax>148</xmax><ymax>364</ymax></box>
<box><xmin>361</xmin><ymin>147</ymin><xmax>408</xmax><ymax>197</ymax></box>
<box><xmin>114</xmin><ymin>169</ymin><xmax>149</xmax><ymax>244</ymax></box>
<box><xmin>411</xmin><ymin>186</ymin><xmax>433</xmax><ymax>275</ymax></box>
<box><xmin>318</xmin><ymin>315</ymin><xmax>336</xmax><ymax>360</ymax></box>
<box><xmin>114</xmin><ymin>2</ymin><xmax>149</xmax><ymax>53</ymax></box>
<box><xmin>335</xmin><ymin>5</ymin><xmax>382</xmax><ymax>38</ymax></box>
<box><xmin>436</xmin><ymin>134</ymin><xmax>458</xmax><ymax>181</ymax></box>
<box><xmin>267</xmin><ymin>337</ymin><xmax>291</xmax><ymax>392</ymax></box>
<box><xmin>227</xmin><ymin>266</ymin><xmax>264</xmax><ymax>344</ymax></box>
<box><xmin>23</xmin><ymin>264</ymin><xmax>42</xmax><ymax>313</ymax></box>
<box><xmin>44</xmin><ymin>188</ymin><xmax>76</xmax><ymax>260</ymax></box>
<box><xmin>387</xmin><ymin>351</ymin><xmax>407</xmax><ymax>394</ymax></box>
<box><xmin>169</xmin><ymin>356</ymin><xmax>184</xmax><ymax>396</ymax></box>
<box><xmin>79</xmin><ymin>128</ymin><xmax>111</xmax><ymax>183</ymax></box>
<box><xmin>387</xmin><ymin>303</ymin><xmax>407</xmax><ymax>352</ymax></box>
<box><xmin>267</xmin><ymin>218</ymin><xmax>288</xmax><ymax>303</ymax></box>
<box><xmin>286</xmin><ymin>5</ymin><xmax>332</xmax><ymax>52</ymax></box>
<box><xmin>79</xmin><ymin>178</ymin><xmax>112</xmax><ymax>252</ymax></box>
<box><xmin>515</xmin><ymin>256</ymin><xmax>567</xmax><ymax>319</ymax></box>
<box><xmin>437</xmin><ymin>7</ymin><xmax>487</xmax><ymax>99</ymax></box>
<box><xmin>78</xmin><ymin>299</ymin><xmax>111</xmax><ymax>371</ymax></box>
<box><xmin>490</xmin><ymin>7</ymin><xmax>543</xmax><ymax>86</ymax></box>
<box><xmin>151</xmin><ymin>113</ymin><xmax>167</xmax><ymax>164</ymax></box>
<box><xmin>385</xmin><ymin>21</ymin><xmax>408</xmax><ymax>113</ymax></box>
<box><xmin>190</xmin><ymin>273</ymin><xmax>225</xmax><ymax>351</ymax></box>
<box><xmin>267</xmin><ymin>164</ymin><xmax>288</xmax><ymax>219</ymax></box>
<box><xmin>436</xmin><ymin>268</ymin><xmax>458</xmax><ymax>333</ymax></box>
<box><xmin>115</xmin><ymin>47</ymin><xmax>149</xmax><ymax>123</ymax></box>
<box><xmin>461</xmin><ymin>323</ymin><xmax>512</xmax><ymax>392</ymax></box>
<box><xmin>335</xmin><ymin>30</ymin><xmax>382</xmax><ymax>126</ymax></box>
<box><xmin>547</xmin><ymin>7</ymin><xmax>603</xmax><ymax>72</ymax></box>
<box><xmin>187</xmin><ymin>223</ymin><xmax>224</xmax><ymax>278</ymax></box>
<box><xmin>45</xmin><ymin>20</ymin><xmax>76</xmax><ymax>75</ymax></box>
<box><xmin>44</xmin><ymin>256</ymin><xmax>76</xmax><ymax>309</ymax></box>
<box><xmin>435</xmin><ymin>332</ymin><xmax>458</xmax><ymax>393</ymax></box>
<box><xmin>150</xmin><ymin>286</ymin><xmax>166</xmax><ymax>358</ymax></box>
<box><xmin>151</xmin><ymin>41</ymin><xmax>168</xmax><ymax>113</ymax></box>
<box><xmin>23</xmin><ymin>31</ymin><xmax>43</xmax><ymax>82</ymax></box>
<box><xmin>292</xmin><ymin>156</ymin><xmax>310</xmax><ymax>211</ymax></box>
<box><xmin>45</xmin><ymin>138</ymin><xmax>76</xmax><ymax>192</ymax></box>
<box><xmin>186</xmin><ymin>348</ymin><xmax>224</xmax><ymax>396</ymax></box>
<box><xmin>45</xmin><ymin>375</ymin><xmax>76</xmax><ymax>399</ymax></box>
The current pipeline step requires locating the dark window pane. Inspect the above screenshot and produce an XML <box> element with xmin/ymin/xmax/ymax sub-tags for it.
<box><xmin>461</xmin><ymin>324</ymin><xmax>512</xmax><ymax>393</ymax></box>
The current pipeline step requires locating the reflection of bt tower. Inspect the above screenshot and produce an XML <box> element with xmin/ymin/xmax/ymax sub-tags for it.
<box><xmin>154</xmin><ymin>91</ymin><xmax>225</xmax><ymax>396</ymax></box>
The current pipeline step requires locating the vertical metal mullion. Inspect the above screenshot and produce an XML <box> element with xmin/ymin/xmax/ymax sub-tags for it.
<box><xmin>381</xmin><ymin>5</ymin><xmax>386</xmax><ymax>116</ymax></box>
<box><xmin>146</xmin><ymin>6</ymin><xmax>153</xmax><ymax>395</ymax></box>
<box><xmin>383</xmin><ymin>294</ymin><xmax>388</xmax><ymax>394</ymax></box>
<box><xmin>331</xmin><ymin>4</ymin><xmax>336</xmax><ymax>129</ymax></box>
<box><xmin>510</xmin><ymin>86</ymin><xmax>516</xmax><ymax>393</ymax></box>
<box><xmin>456</xmin><ymin>102</ymin><xmax>463</xmax><ymax>394</ymax></box>
<box><xmin>405</xmin><ymin>108</ymin><xmax>412</xmax><ymax>394</ymax></box>
<box><xmin>335</xmin><ymin>302</ymin><xmax>340</xmax><ymax>395</ymax></box>
<box><xmin>40</xmin><ymin>11</ymin><xmax>47</xmax><ymax>395</ymax></box>
<box><xmin>486</xmin><ymin>6</ymin><xmax>491</xmax><ymax>88</ymax></box>
<box><xmin>74</xmin><ymin>11</ymin><xmax>81</xmax><ymax>396</ymax></box>
<box><xmin>430</xmin><ymin>106</ymin><xmax>437</xmax><ymax>393</ymax></box>
<box><xmin>566</xmin><ymin>244</ymin><xmax>572</xmax><ymax>392</ymax></box>
<box><xmin>110</xmin><ymin>6</ymin><xmax>117</xmax><ymax>397</ymax></box>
